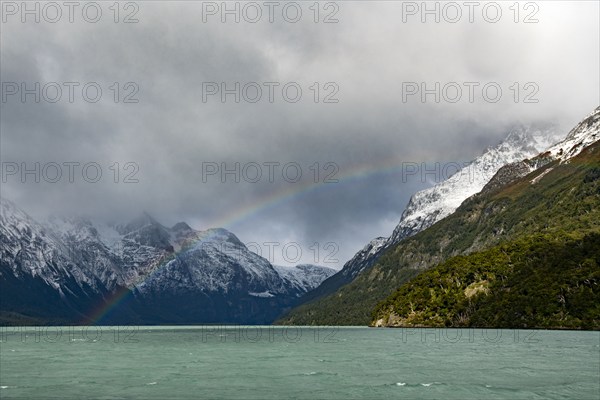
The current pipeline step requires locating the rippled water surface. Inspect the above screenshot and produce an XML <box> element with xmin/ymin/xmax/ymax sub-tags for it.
<box><xmin>1</xmin><ymin>326</ymin><xmax>598</xmax><ymax>399</ymax></box>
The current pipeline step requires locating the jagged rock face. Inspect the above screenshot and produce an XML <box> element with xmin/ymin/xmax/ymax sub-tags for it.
<box><xmin>295</xmin><ymin>125</ymin><xmax>563</xmax><ymax>305</ymax></box>
<box><xmin>0</xmin><ymin>199</ymin><xmax>334</xmax><ymax>324</ymax></box>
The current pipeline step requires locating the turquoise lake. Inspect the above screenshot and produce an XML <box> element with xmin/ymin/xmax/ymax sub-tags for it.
<box><xmin>0</xmin><ymin>326</ymin><xmax>598</xmax><ymax>399</ymax></box>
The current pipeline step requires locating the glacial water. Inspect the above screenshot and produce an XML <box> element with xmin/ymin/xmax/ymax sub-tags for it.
<box><xmin>0</xmin><ymin>326</ymin><xmax>598</xmax><ymax>399</ymax></box>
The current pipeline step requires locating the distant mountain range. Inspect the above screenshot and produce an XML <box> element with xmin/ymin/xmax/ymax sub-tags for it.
<box><xmin>0</xmin><ymin>202</ymin><xmax>335</xmax><ymax>325</ymax></box>
<box><xmin>279</xmin><ymin>106</ymin><xmax>600</xmax><ymax>328</ymax></box>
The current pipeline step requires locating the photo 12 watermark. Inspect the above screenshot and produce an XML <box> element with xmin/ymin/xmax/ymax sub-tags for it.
<box><xmin>201</xmin><ymin>161</ymin><xmax>339</xmax><ymax>184</ymax></box>
<box><xmin>200</xmin><ymin>1</ymin><xmax>339</xmax><ymax>24</ymax></box>
<box><xmin>201</xmin><ymin>82</ymin><xmax>340</xmax><ymax>104</ymax></box>
<box><xmin>1</xmin><ymin>161</ymin><xmax>140</xmax><ymax>184</ymax></box>
<box><xmin>401</xmin><ymin>81</ymin><xmax>539</xmax><ymax>104</ymax></box>
<box><xmin>396</xmin><ymin>328</ymin><xmax>540</xmax><ymax>344</ymax></box>
<box><xmin>0</xmin><ymin>326</ymin><xmax>139</xmax><ymax>344</ymax></box>
<box><xmin>196</xmin><ymin>325</ymin><xmax>339</xmax><ymax>343</ymax></box>
<box><xmin>1</xmin><ymin>1</ymin><xmax>140</xmax><ymax>23</ymax></box>
<box><xmin>1</xmin><ymin>82</ymin><xmax>140</xmax><ymax>104</ymax></box>
<box><xmin>242</xmin><ymin>241</ymin><xmax>339</xmax><ymax>264</ymax></box>
<box><xmin>400</xmin><ymin>1</ymin><xmax>539</xmax><ymax>24</ymax></box>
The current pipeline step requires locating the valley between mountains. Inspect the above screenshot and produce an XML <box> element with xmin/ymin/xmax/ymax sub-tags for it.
<box><xmin>2</xmin><ymin>106</ymin><xmax>599</xmax><ymax>328</ymax></box>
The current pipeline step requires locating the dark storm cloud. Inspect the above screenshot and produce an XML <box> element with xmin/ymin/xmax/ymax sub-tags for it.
<box><xmin>1</xmin><ymin>1</ymin><xmax>598</xmax><ymax>266</ymax></box>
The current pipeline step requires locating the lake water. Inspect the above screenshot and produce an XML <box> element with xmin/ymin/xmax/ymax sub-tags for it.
<box><xmin>0</xmin><ymin>326</ymin><xmax>598</xmax><ymax>399</ymax></box>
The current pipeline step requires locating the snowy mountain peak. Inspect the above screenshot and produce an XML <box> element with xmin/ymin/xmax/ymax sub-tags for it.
<box><xmin>545</xmin><ymin>106</ymin><xmax>600</xmax><ymax>162</ymax></box>
<box><xmin>387</xmin><ymin>124</ymin><xmax>562</xmax><ymax>245</ymax></box>
<box><xmin>501</xmin><ymin>124</ymin><xmax>559</xmax><ymax>155</ymax></box>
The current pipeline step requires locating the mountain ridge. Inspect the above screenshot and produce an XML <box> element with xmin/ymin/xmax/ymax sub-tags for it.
<box><xmin>278</xmin><ymin>106</ymin><xmax>600</xmax><ymax>326</ymax></box>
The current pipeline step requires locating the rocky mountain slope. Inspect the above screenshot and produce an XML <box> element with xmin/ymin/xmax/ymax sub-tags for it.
<box><xmin>373</xmin><ymin>129</ymin><xmax>600</xmax><ymax>328</ymax></box>
<box><xmin>0</xmin><ymin>200</ymin><xmax>334</xmax><ymax>325</ymax></box>
<box><xmin>278</xmin><ymin>106</ymin><xmax>600</xmax><ymax>326</ymax></box>
<box><xmin>284</xmin><ymin>123</ymin><xmax>562</xmax><ymax>312</ymax></box>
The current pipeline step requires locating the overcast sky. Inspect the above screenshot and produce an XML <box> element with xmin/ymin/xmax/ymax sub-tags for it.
<box><xmin>1</xmin><ymin>1</ymin><xmax>598</xmax><ymax>267</ymax></box>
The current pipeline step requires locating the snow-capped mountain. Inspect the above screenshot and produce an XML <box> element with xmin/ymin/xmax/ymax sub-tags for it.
<box><xmin>387</xmin><ymin>125</ymin><xmax>561</xmax><ymax>244</ymax></box>
<box><xmin>0</xmin><ymin>199</ymin><xmax>331</xmax><ymax>324</ymax></box>
<box><xmin>0</xmin><ymin>199</ymin><xmax>94</xmax><ymax>295</ymax></box>
<box><xmin>545</xmin><ymin>106</ymin><xmax>600</xmax><ymax>162</ymax></box>
<box><xmin>482</xmin><ymin>106</ymin><xmax>600</xmax><ymax>195</ymax></box>
<box><xmin>273</xmin><ymin>264</ymin><xmax>337</xmax><ymax>295</ymax></box>
<box><xmin>298</xmin><ymin>124</ymin><xmax>563</xmax><ymax>304</ymax></box>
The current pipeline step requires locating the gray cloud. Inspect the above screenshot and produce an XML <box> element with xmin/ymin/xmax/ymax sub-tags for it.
<box><xmin>1</xmin><ymin>1</ymin><xmax>598</xmax><ymax>267</ymax></box>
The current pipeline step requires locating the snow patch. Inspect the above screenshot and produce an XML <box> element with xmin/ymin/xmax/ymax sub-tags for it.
<box><xmin>249</xmin><ymin>291</ymin><xmax>275</xmax><ymax>298</ymax></box>
<box><xmin>530</xmin><ymin>167</ymin><xmax>554</xmax><ymax>185</ymax></box>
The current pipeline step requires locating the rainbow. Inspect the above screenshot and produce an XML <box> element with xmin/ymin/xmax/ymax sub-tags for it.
<box><xmin>85</xmin><ymin>157</ymin><xmax>431</xmax><ymax>324</ymax></box>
